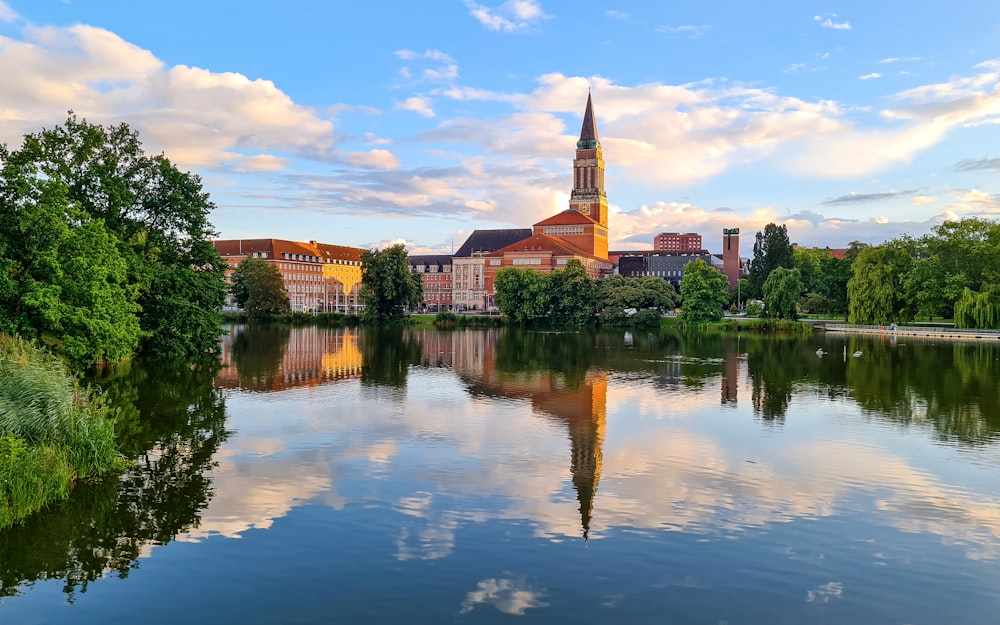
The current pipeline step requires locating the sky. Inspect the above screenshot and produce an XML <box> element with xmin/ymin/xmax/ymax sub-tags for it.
<box><xmin>1</xmin><ymin>1</ymin><xmax>999</xmax><ymax>255</ymax></box>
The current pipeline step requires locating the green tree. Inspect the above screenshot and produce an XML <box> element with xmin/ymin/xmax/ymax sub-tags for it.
<box><xmin>1</xmin><ymin>114</ymin><xmax>226</xmax><ymax>362</ymax></box>
<box><xmin>598</xmin><ymin>275</ymin><xmax>677</xmax><ymax>325</ymax></box>
<box><xmin>494</xmin><ymin>267</ymin><xmax>550</xmax><ymax>325</ymax></box>
<box><xmin>360</xmin><ymin>244</ymin><xmax>422</xmax><ymax>323</ymax></box>
<box><xmin>728</xmin><ymin>278</ymin><xmax>750</xmax><ymax>309</ymax></box>
<box><xmin>763</xmin><ymin>267</ymin><xmax>803</xmax><ymax>319</ymax></box>
<box><xmin>0</xmin><ymin>156</ymin><xmax>142</xmax><ymax>367</ymax></box>
<box><xmin>817</xmin><ymin>243</ymin><xmax>864</xmax><ymax>319</ymax></box>
<box><xmin>679</xmin><ymin>259</ymin><xmax>729</xmax><ymax>324</ymax></box>
<box><xmin>231</xmin><ymin>258</ymin><xmax>291</xmax><ymax>320</ymax></box>
<box><xmin>748</xmin><ymin>223</ymin><xmax>794</xmax><ymax>298</ymax></box>
<box><xmin>954</xmin><ymin>286</ymin><xmax>1000</xmax><ymax>329</ymax></box>
<box><xmin>848</xmin><ymin>239</ymin><xmax>916</xmax><ymax>325</ymax></box>
<box><xmin>548</xmin><ymin>260</ymin><xmax>598</xmax><ymax>327</ymax></box>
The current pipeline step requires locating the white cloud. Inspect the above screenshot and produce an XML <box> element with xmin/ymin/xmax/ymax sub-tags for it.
<box><xmin>0</xmin><ymin>24</ymin><xmax>335</xmax><ymax>170</ymax></box>
<box><xmin>606</xmin><ymin>10</ymin><xmax>629</xmax><ymax>20</ymax></box>
<box><xmin>396</xmin><ymin>96</ymin><xmax>436</xmax><ymax>117</ymax></box>
<box><xmin>0</xmin><ymin>0</ymin><xmax>18</xmax><ymax>22</ymax></box>
<box><xmin>859</xmin><ymin>72</ymin><xmax>881</xmax><ymax>80</ymax></box>
<box><xmin>879</xmin><ymin>56</ymin><xmax>923</xmax><ymax>64</ymax></box>
<box><xmin>343</xmin><ymin>149</ymin><xmax>401</xmax><ymax>170</ymax></box>
<box><xmin>464</xmin><ymin>0</ymin><xmax>548</xmax><ymax>32</ymax></box>
<box><xmin>814</xmin><ymin>13</ymin><xmax>852</xmax><ymax>30</ymax></box>
<box><xmin>655</xmin><ymin>24</ymin><xmax>711</xmax><ymax>37</ymax></box>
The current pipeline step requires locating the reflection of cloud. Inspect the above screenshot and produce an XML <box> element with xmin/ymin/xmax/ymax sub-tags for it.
<box><xmin>807</xmin><ymin>581</ymin><xmax>844</xmax><ymax>603</ymax></box>
<box><xmin>460</xmin><ymin>577</ymin><xmax>549</xmax><ymax>615</ymax></box>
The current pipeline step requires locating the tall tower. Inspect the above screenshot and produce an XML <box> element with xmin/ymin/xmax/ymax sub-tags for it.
<box><xmin>569</xmin><ymin>92</ymin><xmax>608</xmax><ymax>228</ymax></box>
<box><xmin>722</xmin><ymin>228</ymin><xmax>741</xmax><ymax>288</ymax></box>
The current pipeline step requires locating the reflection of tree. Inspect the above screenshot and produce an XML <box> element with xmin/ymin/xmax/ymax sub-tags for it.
<box><xmin>746</xmin><ymin>337</ymin><xmax>813</xmax><ymax>423</ymax></box>
<box><xmin>359</xmin><ymin>326</ymin><xmax>423</xmax><ymax>388</ymax></box>
<box><xmin>0</xmin><ymin>360</ymin><xmax>228</xmax><ymax>603</ymax></box>
<box><xmin>844</xmin><ymin>340</ymin><xmax>1000</xmax><ymax>445</ymax></box>
<box><xmin>230</xmin><ymin>324</ymin><xmax>291</xmax><ymax>386</ymax></box>
<box><xmin>493</xmin><ymin>331</ymin><xmax>596</xmax><ymax>388</ymax></box>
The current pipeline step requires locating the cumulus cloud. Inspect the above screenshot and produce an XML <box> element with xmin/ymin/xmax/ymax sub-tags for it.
<box><xmin>343</xmin><ymin>149</ymin><xmax>402</xmax><ymax>170</ymax></box>
<box><xmin>464</xmin><ymin>0</ymin><xmax>548</xmax><ymax>32</ymax></box>
<box><xmin>394</xmin><ymin>48</ymin><xmax>458</xmax><ymax>84</ymax></box>
<box><xmin>859</xmin><ymin>72</ymin><xmax>881</xmax><ymax>80</ymax></box>
<box><xmin>396</xmin><ymin>96</ymin><xmax>436</xmax><ymax>117</ymax></box>
<box><xmin>0</xmin><ymin>24</ymin><xmax>335</xmax><ymax>170</ymax></box>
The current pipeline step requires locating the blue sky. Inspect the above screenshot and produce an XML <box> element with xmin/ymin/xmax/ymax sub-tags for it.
<box><xmin>1</xmin><ymin>1</ymin><xmax>998</xmax><ymax>254</ymax></box>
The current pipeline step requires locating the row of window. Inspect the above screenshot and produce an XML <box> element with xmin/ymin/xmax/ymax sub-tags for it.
<box><xmin>542</xmin><ymin>226</ymin><xmax>584</xmax><ymax>235</ymax></box>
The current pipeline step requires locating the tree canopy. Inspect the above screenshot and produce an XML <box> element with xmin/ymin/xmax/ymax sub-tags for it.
<box><xmin>763</xmin><ymin>267</ymin><xmax>803</xmax><ymax>320</ymax></box>
<box><xmin>231</xmin><ymin>258</ymin><xmax>291</xmax><ymax>320</ymax></box>
<box><xmin>679</xmin><ymin>259</ymin><xmax>729</xmax><ymax>324</ymax></box>
<box><xmin>747</xmin><ymin>223</ymin><xmax>794</xmax><ymax>298</ymax></box>
<box><xmin>0</xmin><ymin>115</ymin><xmax>226</xmax><ymax>367</ymax></box>
<box><xmin>360</xmin><ymin>244</ymin><xmax>422</xmax><ymax>323</ymax></box>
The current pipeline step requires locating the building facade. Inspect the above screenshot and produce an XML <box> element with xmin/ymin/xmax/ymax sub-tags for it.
<box><xmin>408</xmin><ymin>254</ymin><xmax>454</xmax><ymax>311</ymax></box>
<box><xmin>213</xmin><ymin>238</ymin><xmax>365</xmax><ymax>313</ymax></box>
<box><xmin>618</xmin><ymin>251</ymin><xmax>724</xmax><ymax>291</ymax></box>
<box><xmin>655</xmin><ymin>232</ymin><xmax>702</xmax><ymax>252</ymax></box>
<box><xmin>452</xmin><ymin>229</ymin><xmax>532</xmax><ymax>310</ymax></box>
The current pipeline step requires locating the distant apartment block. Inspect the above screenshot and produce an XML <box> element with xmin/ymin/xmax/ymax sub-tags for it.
<box><xmin>654</xmin><ymin>232</ymin><xmax>702</xmax><ymax>252</ymax></box>
<box><xmin>213</xmin><ymin>238</ymin><xmax>365</xmax><ymax>313</ymax></box>
<box><xmin>408</xmin><ymin>254</ymin><xmax>454</xmax><ymax>311</ymax></box>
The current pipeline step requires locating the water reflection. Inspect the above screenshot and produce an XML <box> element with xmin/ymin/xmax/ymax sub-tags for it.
<box><xmin>0</xmin><ymin>360</ymin><xmax>227</xmax><ymax>603</ymax></box>
<box><xmin>4</xmin><ymin>325</ymin><xmax>1000</xmax><ymax>622</ymax></box>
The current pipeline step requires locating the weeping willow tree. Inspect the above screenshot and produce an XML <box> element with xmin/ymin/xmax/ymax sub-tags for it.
<box><xmin>954</xmin><ymin>286</ymin><xmax>1000</xmax><ymax>329</ymax></box>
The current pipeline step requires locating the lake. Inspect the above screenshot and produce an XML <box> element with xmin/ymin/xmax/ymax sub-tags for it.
<box><xmin>2</xmin><ymin>324</ymin><xmax>999</xmax><ymax>624</ymax></box>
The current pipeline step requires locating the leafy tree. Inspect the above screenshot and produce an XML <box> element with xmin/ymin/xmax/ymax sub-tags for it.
<box><xmin>848</xmin><ymin>239</ymin><xmax>916</xmax><ymax>325</ymax></box>
<box><xmin>792</xmin><ymin>246</ymin><xmax>828</xmax><ymax>295</ymax></box>
<box><xmin>679</xmin><ymin>259</ymin><xmax>729</xmax><ymax>324</ymax></box>
<box><xmin>0</xmin><ymin>156</ymin><xmax>141</xmax><ymax>367</ymax></box>
<box><xmin>360</xmin><ymin>244</ymin><xmax>422</xmax><ymax>323</ymax></box>
<box><xmin>494</xmin><ymin>267</ymin><xmax>551</xmax><ymax>325</ymax></box>
<box><xmin>817</xmin><ymin>243</ymin><xmax>864</xmax><ymax>319</ymax></box>
<box><xmin>763</xmin><ymin>267</ymin><xmax>803</xmax><ymax>319</ymax></box>
<box><xmin>598</xmin><ymin>275</ymin><xmax>677</xmax><ymax>325</ymax></box>
<box><xmin>1</xmin><ymin>114</ymin><xmax>226</xmax><ymax>362</ymax></box>
<box><xmin>954</xmin><ymin>286</ymin><xmax>1000</xmax><ymax>329</ymax></box>
<box><xmin>747</xmin><ymin>223</ymin><xmax>794</xmax><ymax>298</ymax></box>
<box><xmin>548</xmin><ymin>260</ymin><xmax>598</xmax><ymax>326</ymax></box>
<box><xmin>231</xmin><ymin>258</ymin><xmax>291</xmax><ymax>320</ymax></box>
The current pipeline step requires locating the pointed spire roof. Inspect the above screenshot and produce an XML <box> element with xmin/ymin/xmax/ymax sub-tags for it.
<box><xmin>579</xmin><ymin>90</ymin><xmax>598</xmax><ymax>143</ymax></box>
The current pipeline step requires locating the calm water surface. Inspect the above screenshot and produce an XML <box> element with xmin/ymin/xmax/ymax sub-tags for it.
<box><xmin>2</xmin><ymin>325</ymin><xmax>1000</xmax><ymax>624</ymax></box>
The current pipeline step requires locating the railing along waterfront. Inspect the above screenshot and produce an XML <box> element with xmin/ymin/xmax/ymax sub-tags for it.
<box><xmin>823</xmin><ymin>323</ymin><xmax>1000</xmax><ymax>341</ymax></box>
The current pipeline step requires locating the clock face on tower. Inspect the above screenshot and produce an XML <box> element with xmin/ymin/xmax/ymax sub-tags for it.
<box><xmin>578</xmin><ymin>203</ymin><xmax>591</xmax><ymax>215</ymax></box>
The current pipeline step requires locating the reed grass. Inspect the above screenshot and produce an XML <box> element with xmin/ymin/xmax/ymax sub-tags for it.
<box><xmin>0</xmin><ymin>335</ymin><xmax>127</xmax><ymax>529</ymax></box>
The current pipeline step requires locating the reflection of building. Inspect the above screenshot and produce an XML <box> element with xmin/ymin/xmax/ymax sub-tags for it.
<box><xmin>721</xmin><ymin>338</ymin><xmax>739</xmax><ymax>404</ymax></box>
<box><xmin>454</xmin><ymin>333</ymin><xmax>607</xmax><ymax>540</ymax></box>
<box><xmin>216</xmin><ymin>326</ymin><xmax>363</xmax><ymax>392</ymax></box>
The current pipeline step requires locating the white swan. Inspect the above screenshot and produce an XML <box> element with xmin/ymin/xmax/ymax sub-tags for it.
<box><xmin>853</xmin><ymin>351</ymin><xmax>863</xmax><ymax>357</ymax></box>
<box><xmin>816</xmin><ymin>349</ymin><xmax>826</xmax><ymax>356</ymax></box>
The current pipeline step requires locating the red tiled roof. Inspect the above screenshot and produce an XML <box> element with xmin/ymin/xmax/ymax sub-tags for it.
<box><xmin>488</xmin><ymin>233</ymin><xmax>602</xmax><ymax>261</ymax></box>
<box><xmin>214</xmin><ymin>239</ymin><xmax>363</xmax><ymax>263</ymax></box>
<box><xmin>534</xmin><ymin>210</ymin><xmax>600</xmax><ymax>227</ymax></box>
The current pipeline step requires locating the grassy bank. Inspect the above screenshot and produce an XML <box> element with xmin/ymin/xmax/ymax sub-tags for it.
<box><xmin>0</xmin><ymin>335</ymin><xmax>127</xmax><ymax>529</ymax></box>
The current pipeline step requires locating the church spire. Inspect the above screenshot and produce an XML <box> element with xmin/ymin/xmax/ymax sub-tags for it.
<box><xmin>578</xmin><ymin>90</ymin><xmax>599</xmax><ymax>145</ymax></box>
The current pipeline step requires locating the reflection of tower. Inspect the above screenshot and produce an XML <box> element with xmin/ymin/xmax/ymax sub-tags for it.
<box><xmin>722</xmin><ymin>228</ymin><xmax>741</xmax><ymax>288</ymax></box>
<box><xmin>721</xmin><ymin>338</ymin><xmax>739</xmax><ymax>404</ymax></box>
<box><xmin>504</xmin><ymin>372</ymin><xmax>607</xmax><ymax>540</ymax></box>
<box><xmin>564</xmin><ymin>373</ymin><xmax>606</xmax><ymax>540</ymax></box>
